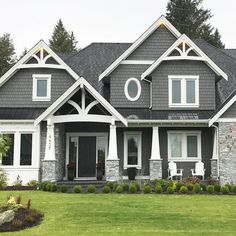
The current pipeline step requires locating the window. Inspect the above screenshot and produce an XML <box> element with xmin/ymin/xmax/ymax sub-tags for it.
<box><xmin>124</xmin><ymin>132</ymin><xmax>142</xmax><ymax>169</ymax></box>
<box><xmin>168</xmin><ymin>76</ymin><xmax>199</xmax><ymax>107</ymax></box>
<box><xmin>124</xmin><ymin>78</ymin><xmax>141</xmax><ymax>101</ymax></box>
<box><xmin>2</xmin><ymin>134</ymin><xmax>14</xmax><ymax>166</ymax></box>
<box><xmin>20</xmin><ymin>134</ymin><xmax>32</xmax><ymax>165</ymax></box>
<box><xmin>32</xmin><ymin>74</ymin><xmax>51</xmax><ymax>101</ymax></box>
<box><xmin>168</xmin><ymin>131</ymin><xmax>201</xmax><ymax>160</ymax></box>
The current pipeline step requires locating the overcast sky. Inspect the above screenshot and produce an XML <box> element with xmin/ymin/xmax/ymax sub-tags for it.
<box><xmin>0</xmin><ymin>0</ymin><xmax>235</xmax><ymax>55</ymax></box>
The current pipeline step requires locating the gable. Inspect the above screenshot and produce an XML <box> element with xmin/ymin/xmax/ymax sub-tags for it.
<box><xmin>220</xmin><ymin>102</ymin><xmax>236</xmax><ymax>118</ymax></box>
<box><xmin>127</xmin><ymin>25</ymin><xmax>176</xmax><ymax>61</ymax></box>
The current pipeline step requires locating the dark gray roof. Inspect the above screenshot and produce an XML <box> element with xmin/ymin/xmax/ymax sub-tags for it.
<box><xmin>222</xmin><ymin>49</ymin><xmax>236</xmax><ymax>59</ymax></box>
<box><xmin>0</xmin><ymin>108</ymin><xmax>45</xmax><ymax>119</ymax></box>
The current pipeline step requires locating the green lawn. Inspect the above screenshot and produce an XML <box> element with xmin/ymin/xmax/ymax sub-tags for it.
<box><xmin>0</xmin><ymin>191</ymin><xmax>236</xmax><ymax>236</ymax></box>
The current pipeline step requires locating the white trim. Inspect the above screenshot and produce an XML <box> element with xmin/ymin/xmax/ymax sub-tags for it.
<box><xmin>122</xmin><ymin>175</ymin><xmax>150</xmax><ymax>180</ymax></box>
<box><xmin>127</xmin><ymin>119</ymin><xmax>209</xmax><ymax>124</ymax></box>
<box><xmin>34</xmin><ymin>77</ymin><xmax>127</xmax><ymax>126</ymax></box>
<box><xmin>217</xmin><ymin>118</ymin><xmax>236</xmax><ymax>122</ymax></box>
<box><xmin>32</xmin><ymin>74</ymin><xmax>51</xmax><ymax>101</ymax></box>
<box><xmin>209</xmin><ymin>94</ymin><xmax>236</xmax><ymax>126</ymax></box>
<box><xmin>124</xmin><ymin>131</ymin><xmax>142</xmax><ymax>169</ymax></box>
<box><xmin>168</xmin><ymin>75</ymin><xmax>199</xmax><ymax>108</ymax></box>
<box><xmin>124</xmin><ymin>78</ymin><xmax>141</xmax><ymax>102</ymax></box>
<box><xmin>0</xmin><ymin>40</ymin><xmax>80</xmax><ymax>88</ymax></box>
<box><xmin>99</xmin><ymin>16</ymin><xmax>181</xmax><ymax>80</ymax></box>
<box><xmin>167</xmin><ymin>131</ymin><xmax>201</xmax><ymax>161</ymax></box>
<box><xmin>120</xmin><ymin>60</ymin><xmax>154</xmax><ymax>65</ymax></box>
<box><xmin>141</xmin><ymin>34</ymin><xmax>228</xmax><ymax>81</ymax></box>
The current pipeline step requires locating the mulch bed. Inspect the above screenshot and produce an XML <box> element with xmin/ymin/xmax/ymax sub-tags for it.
<box><xmin>0</xmin><ymin>186</ymin><xmax>37</xmax><ymax>191</ymax></box>
<box><xmin>0</xmin><ymin>207</ymin><xmax>43</xmax><ymax>232</ymax></box>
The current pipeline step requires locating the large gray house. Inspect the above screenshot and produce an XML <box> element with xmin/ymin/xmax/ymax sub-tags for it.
<box><xmin>1</xmin><ymin>15</ymin><xmax>236</xmax><ymax>184</ymax></box>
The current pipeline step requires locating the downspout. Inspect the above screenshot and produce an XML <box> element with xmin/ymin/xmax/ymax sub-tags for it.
<box><xmin>211</xmin><ymin>124</ymin><xmax>220</xmax><ymax>179</ymax></box>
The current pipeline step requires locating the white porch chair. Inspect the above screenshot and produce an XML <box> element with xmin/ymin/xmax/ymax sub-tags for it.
<box><xmin>191</xmin><ymin>161</ymin><xmax>206</xmax><ymax>180</ymax></box>
<box><xmin>168</xmin><ymin>161</ymin><xmax>183</xmax><ymax>180</ymax></box>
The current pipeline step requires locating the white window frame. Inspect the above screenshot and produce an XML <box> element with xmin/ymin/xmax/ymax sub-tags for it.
<box><xmin>168</xmin><ymin>131</ymin><xmax>201</xmax><ymax>161</ymax></box>
<box><xmin>32</xmin><ymin>74</ymin><xmax>51</xmax><ymax>101</ymax></box>
<box><xmin>124</xmin><ymin>78</ymin><xmax>141</xmax><ymax>101</ymax></box>
<box><xmin>168</xmin><ymin>75</ymin><xmax>199</xmax><ymax>108</ymax></box>
<box><xmin>124</xmin><ymin>131</ymin><xmax>142</xmax><ymax>169</ymax></box>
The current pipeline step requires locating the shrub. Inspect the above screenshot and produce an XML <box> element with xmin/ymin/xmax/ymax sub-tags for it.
<box><xmin>155</xmin><ymin>185</ymin><xmax>162</xmax><ymax>194</ymax></box>
<box><xmin>207</xmin><ymin>185</ymin><xmax>214</xmax><ymax>194</ymax></box>
<box><xmin>74</xmin><ymin>185</ymin><xmax>82</xmax><ymax>193</ymax></box>
<box><xmin>193</xmin><ymin>183</ymin><xmax>201</xmax><ymax>193</ymax></box>
<box><xmin>221</xmin><ymin>185</ymin><xmax>230</xmax><ymax>195</ymax></box>
<box><xmin>182</xmin><ymin>177</ymin><xmax>200</xmax><ymax>185</ymax></box>
<box><xmin>41</xmin><ymin>182</ymin><xmax>49</xmax><ymax>191</ymax></box>
<box><xmin>0</xmin><ymin>168</ymin><xmax>8</xmax><ymax>189</ymax></box>
<box><xmin>14</xmin><ymin>175</ymin><xmax>22</xmax><ymax>187</ymax></box>
<box><xmin>102</xmin><ymin>186</ymin><xmax>111</xmax><ymax>194</ymax></box>
<box><xmin>187</xmin><ymin>183</ymin><xmax>194</xmax><ymax>192</ymax></box>
<box><xmin>128</xmin><ymin>184</ymin><xmax>137</xmax><ymax>194</ymax></box>
<box><xmin>143</xmin><ymin>185</ymin><xmax>152</xmax><ymax>194</ymax></box>
<box><xmin>231</xmin><ymin>185</ymin><xmax>236</xmax><ymax>194</ymax></box>
<box><xmin>156</xmin><ymin>179</ymin><xmax>173</xmax><ymax>191</ymax></box>
<box><xmin>200</xmin><ymin>183</ymin><xmax>207</xmax><ymax>191</ymax></box>
<box><xmin>106</xmin><ymin>182</ymin><xmax>114</xmax><ymax>190</ymax></box>
<box><xmin>206</xmin><ymin>177</ymin><xmax>219</xmax><ymax>186</ymax></box>
<box><xmin>116</xmin><ymin>185</ymin><xmax>124</xmax><ymax>193</ymax></box>
<box><xmin>180</xmin><ymin>186</ymin><xmax>188</xmax><ymax>194</ymax></box>
<box><xmin>60</xmin><ymin>185</ymin><xmax>68</xmax><ymax>193</ymax></box>
<box><xmin>112</xmin><ymin>183</ymin><xmax>119</xmax><ymax>192</ymax></box>
<box><xmin>122</xmin><ymin>183</ymin><xmax>129</xmax><ymax>191</ymax></box>
<box><xmin>50</xmin><ymin>184</ymin><xmax>57</xmax><ymax>192</ymax></box>
<box><xmin>167</xmin><ymin>186</ymin><xmax>174</xmax><ymax>194</ymax></box>
<box><xmin>175</xmin><ymin>182</ymin><xmax>182</xmax><ymax>192</ymax></box>
<box><xmin>214</xmin><ymin>184</ymin><xmax>221</xmax><ymax>193</ymax></box>
<box><xmin>225</xmin><ymin>184</ymin><xmax>232</xmax><ymax>192</ymax></box>
<box><xmin>134</xmin><ymin>182</ymin><xmax>141</xmax><ymax>191</ymax></box>
<box><xmin>46</xmin><ymin>183</ymin><xmax>53</xmax><ymax>192</ymax></box>
<box><xmin>27</xmin><ymin>180</ymin><xmax>38</xmax><ymax>188</ymax></box>
<box><xmin>87</xmin><ymin>184</ymin><xmax>96</xmax><ymax>193</ymax></box>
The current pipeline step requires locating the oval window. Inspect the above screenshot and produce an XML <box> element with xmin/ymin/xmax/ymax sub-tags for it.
<box><xmin>124</xmin><ymin>78</ymin><xmax>141</xmax><ymax>101</ymax></box>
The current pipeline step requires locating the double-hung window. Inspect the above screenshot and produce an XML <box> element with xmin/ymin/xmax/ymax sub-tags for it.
<box><xmin>32</xmin><ymin>74</ymin><xmax>51</xmax><ymax>101</ymax></box>
<box><xmin>124</xmin><ymin>132</ymin><xmax>142</xmax><ymax>169</ymax></box>
<box><xmin>168</xmin><ymin>131</ymin><xmax>201</xmax><ymax>161</ymax></box>
<box><xmin>168</xmin><ymin>75</ymin><xmax>199</xmax><ymax>107</ymax></box>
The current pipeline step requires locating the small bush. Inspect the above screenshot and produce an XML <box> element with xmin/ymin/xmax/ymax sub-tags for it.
<box><xmin>0</xmin><ymin>168</ymin><xmax>8</xmax><ymax>189</ymax></box>
<box><xmin>116</xmin><ymin>185</ymin><xmax>124</xmax><ymax>193</ymax></box>
<box><xmin>106</xmin><ymin>182</ymin><xmax>114</xmax><ymax>190</ymax></box>
<box><xmin>73</xmin><ymin>185</ymin><xmax>82</xmax><ymax>193</ymax></box>
<box><xmin>143</xmin><ymin>185</ymin><xmax>152</xmax><ymax>194</ymax></box>
<box><xmin>207</xmin><ymin>185</ymin><xmax>214</xmax><ymax>194</ymax></box>
<box><xmin>182</xmin><ymin>177</ymin><xmax>200</xmax><ymax>185</ymax></box>
<box><xmin>128</xmin><ymin>184</ymin><xmax>137</xmax><ymax>194</ymax></box>
<box><xmin>102</xmin><ymin>186</ymin><xmax>111</xmax><ymax>194</ymax></box>
<box><xmin>27</xmin><ymin>180</ymin><xmax>38</xmax><ymax>188</ymax></box>
<box><xmin>206</xmin><ymin>177</ymin><xmax>219</xmax><ymax>186</ymax></box>
<box><xmin>46</xmin><ymin>183</ymin><xmax>53</xmax><ymax>192</ymax></box>
<box><xmin>112</xmin><ymin>183</ymin><xmax>119</xmax><ymax>192</ymax></box>
<box><xmin>155</xmin><ymin>185</ymin><xmax>162</xmax><ymax>194</ymax></box>
<box><xmin>122</xmin><ymin>183</ymin><xmax>129</xmax><ymax>192</ymax></box>
<box><xmin>41</xmin><ymin>182</ymin><xmax>49</xmax><ymax>191</ymax></box>
<box><xmin>221</xmin><ymin>185</ymin><xmax>230</xmax><ymax>195</ymax></box>
<box><xmin>214</xmin><ymin>184</ymin><xmax>221</xmax><ymax>193</ymax></box>
<box><xmin>50</xmin><ymin>184</ymin><xmax>57</xmax><ymax>192</ymax></box>
<box><xmin>175</xmin><ymin>182</ymin><xmax>182</xmax><ymax>192</ymax></box>
<box><xmin>225</xmin><ymin>184</ymin><xmax>232</xmax><ymax>192</ymax></box>
<box><xmin>193</xmin><ymin>183</ymin><xmax>201</xmax><ymax>193</ymax></box>
<box><xmin>87</xmin><ymin>184</ymin><xmax>96</xmax><ymax>193</ymax></box>
<box><xmin>186</xmin><ymin>183</ymin><xmax>193</xmax><ymax>192</ymax></box>
<box><xmin>200</xmin><ymin>183</ymin><xmax>207</xmax><ymax>191</ymax></box>
<box><xmin>180</xmin><ymin>186</ymin><xmax>188</xmax><ymax>194</ymax></box>
<box><xmin>167</xmin><ymin>186</ymin><xmax>174</xmax><ymax>194</ymax></box>
<box><xmin>134</xmin><ymin>182</ymin><xmax>141</xmax><ymax>191</ymax></box>
<box><xmin>231</xmin><ymin>185</ymin><xmax>236</xmax><ymax>194</ymax></box>
<box><xmin>60</xmin><ymin>185</ymin><xmax>68</xmax><ymax>193</ymax></box>
<box><xmin>14</xmin><ymin>175</ymin><xmax>22</xmax><ymax>187</ymax></box>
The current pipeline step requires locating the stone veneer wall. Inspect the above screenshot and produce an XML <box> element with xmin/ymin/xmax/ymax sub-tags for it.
<box><xmin>105</xmin><ymin>160</ymin><xmax>120</xmax><ymax>181</ymax></box>
<box><xmin>218</xmin><ymin>122</ymin><xmax>236</xmax><ymax>184</ymax></box>
<box><xmin>149</xmin><ymin>160</ymin><xmax>162</xmax><ymax>180</ymax></box>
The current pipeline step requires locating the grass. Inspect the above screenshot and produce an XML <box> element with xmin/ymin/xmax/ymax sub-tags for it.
<box><xmin>0</xmin><ymin>191</ymin><xmax>236</xmax><ymax>235</ymax></box>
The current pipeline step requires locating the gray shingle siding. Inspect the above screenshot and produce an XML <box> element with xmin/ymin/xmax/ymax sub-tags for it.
<box><xmin>0</xmin><ymin>68</ymin><xmax>75</xmax><ymax>108</ymax></box>
<box><xmin>127</xmin><ymin>25</ymin><xmax>176</xmax><ymax>60</ymax></box>
<box><xmin>220</xmin><ymin>102</ymin><xmax>236</xmax><ymax>118</ymax></box>
<box><xmin>110</xmin><ymin>64</ymin><xmax>150</xmax><ymax>108</ymax></box>
<box><xmin>152</xmin><ymin>61</ymin><xmax>216</xmax><ymax>110</ymax></box>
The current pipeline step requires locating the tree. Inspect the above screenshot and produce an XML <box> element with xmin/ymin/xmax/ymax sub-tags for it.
<box><xmin>0</xmin><ymin>134</ymin><xmax>11</xmax><ymax>165</ymax></box>
<box><xmin>0</xmin><ymin>33</ymin><xmax>16</xmax><ymax>77</ymax></box>
<box><xmin>49</xmin><ymin>19</ymin><xmax>78</xmax><ymax>53</ymax></box>
<box><xmin>19</xmin><ymin>48</ymin><xmax>28</xmax><ymax>60</ymax></box>
<box><xmin>166</xmin><ymin>0</ymin><xmax>225</xmax><ymax>48</ymax></box>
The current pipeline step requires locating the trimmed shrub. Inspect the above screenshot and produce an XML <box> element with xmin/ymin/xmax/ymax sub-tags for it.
<box><xmin>46</xmin><ymin>183</ymin><xmax>53</xmax><ymax>192</ymax></box>
<box><xmin>193</xmin><ymin>183</ymin><xmax>201</xmax><ymax>193</ymax></box>
<box><xmin>175</xmin><ymin>182</ymin><xmax>182</xmax><ymax>192</ymax></box>
<box><xmin>231</xmin><ymin>185</ymin><xmax>236</xmax><ymax>194</ymax></box>
<box><xmin>106</xmin><ymin>182</ymin><xmax>114</xmax><ymax>190</ymax></box>
<box><xmin>200</xmin><ymin>183</ymin><xmax>207</xmax><ymax>191</ymax></box>
<box><xmin>221</xmin><ymin>185</ymin><xmax>230</xmax><ymax>195</ymax></box>
<box><xmin>206</xmin><ymin>177</ymin><xmax>219</xmax><ymax>186</ymax></box>
<box><xmin>186</xmin><ymin>183</ymin><xmax>194</xmax><ymax>192</ymax></box>
<box><xmin>122</xmin><ymin>183</ymin><xmax>129</xmax><ymax>192</ymax></box>
<box><xmin>143</xmin><ymin>185</ymin><xmax>152</xmax><ymax>194</ymax></box>
<box><xmin>180</xmin><ymin>186</ymin><xmax>188</xmax><ymax>194</ymax></box>
<box><xmin>27</xmin><ymin>180</ymin><xmax>38</xmax><ymax>188</ymax></box>
<box><xmin>102</xmin><ymin>186</ymin><xmax>111</xmax><ymax>194</ymax></box>
<box><xmin>73</xmin><ymin>185</ymin><xmax>82</xmax><ymax>193</ymax></box>
<box><xmin>116</xmin><ymin>185</ymin><xmax>124</xmax><ymax>193</ymax></box>
<box><xmin>167</xmin><ymin>186</ymin><xmax>174</xmax><ymax>194</ymax></box>
<box><xmin>128</xmin><ymin>184</ymin><xmax>137</xmax><ymax>194</ymax></box>
<box><xmin>87</xmin><ymin>184</ymin><xmax>96</xmax><ymax>193</ymax></box>
<box><xmin>42</xmin><ymin>182</ymin><xmax>49</xmax><ymax>191</ymax></box>
<box><xmin>207</xmin><ymin>185</ymin><xmax>214</xmax><ymax>194</ymax></box>
<box><xmin>134</xmin><ymin>182</ymin><xmax>141</xmax><ymax>191</ymax></box>
<box><xmin>0</xmin><ymin>168</ymin><xmax>8</xmax><ymax>189</ymax></box>
<box><xmin>155</xmin><ymin>185</ymin><xmax>162</xmax><ymax>194</ymax></box>
<box><xmin>50</xmin><ymin>184</ymin><xmax>57</xmax><ymax>192</ymax></box>
<box><xmin>60</xmin><ymin>185</ymin><xmax>68</xmax><ymax>193</ymax></box>
<box><xmin>112</xmin><ymin>183</ymin><xmax>119</xmax><ymax>192</ymax></box>
<box><xmin>214</xmin><ymin>184</ymin><xmax>221</xmax><ymax>193</ymax></box>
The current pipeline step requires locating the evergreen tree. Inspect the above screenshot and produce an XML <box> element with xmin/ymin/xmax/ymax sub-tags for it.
<box><xmin>0</xmin><ymin>33</ymin><xmax>16</xmax><ymax>77</ymax></box>
<box><xmin>19</xmin><ymin>48</ymin><xmax>27</xmax><ymax>60</ymax></box>
<box><xmin>49</xmin><ymin>19</ymin><xmax>78</xmax><ymax>53</ymax></box>
<box><xmin>166</xmin><ymin>0</ymin><xmax>224</xmax><ymax>48</ymax></box>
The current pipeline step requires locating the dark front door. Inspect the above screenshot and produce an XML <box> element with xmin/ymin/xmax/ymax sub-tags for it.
<box><xmin>78</xmin><ymin>136</ymin><xmax>96</xmax><ymax>177</ymax></box>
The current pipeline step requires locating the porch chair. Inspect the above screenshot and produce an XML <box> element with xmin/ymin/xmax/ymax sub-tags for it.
<box><xmin>191</xmin><ymin>161</ymin><xmax>206</xmax><ymax>180</ymax></box>
<box><xmin>168</xmin><ymin>161</ymin><xmax>183</xmax><ymax>180</ymax></box>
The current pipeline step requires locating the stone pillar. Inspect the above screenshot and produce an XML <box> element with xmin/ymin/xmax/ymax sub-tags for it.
<box><xmin>106</xmin><ymin>124</ymin><xmax>120</xmax><ymax>181</ymax></box>
<box><xmin>211</xmin><ymin>159</ymin><xmax>218</xmax><ymax>179</ymax></box>
<box><xmin>149</xmin><ymin>127</ymin><xmax>162</xmax><ymax>180</ymax></box>
<box><xmin>211</xmin><ymin>127</ymin><xmax>218</xmax><ymax>179</ymax></box>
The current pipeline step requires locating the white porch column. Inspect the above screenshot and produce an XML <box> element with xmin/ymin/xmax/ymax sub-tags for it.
<box><xmin>150</xmin><ymin>126</ymin><xmax>162</xmax><ymax>180</ymax></box>
<box><xmin>44</xmin><ymin>118</ymin><xmax>55</xmax><ymax>161</ymax></box>
<box><xmin>107</xmin><ymin>124</ymin><xmax>118</xmax><ymax>160</ymax></box>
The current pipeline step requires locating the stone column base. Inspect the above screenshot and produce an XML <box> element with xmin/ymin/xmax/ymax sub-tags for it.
<box><xmin>149</xmin><ymin>159</ymin><xmax>162</xmax><ymax>180</ymax></box>
<box><xmin>211</xmin><ymin>159</ymin><xmax>218</xmax><ymax>179</ymax></box>
<box><xmin>105</xmin><ymin>159</ymin><xmax>120</xmax><ymax>182</ymax></box>
<box><xmin>42</xmin><ymin>160</ymin><xmax>57</xmax><ymax>182</ymax></box>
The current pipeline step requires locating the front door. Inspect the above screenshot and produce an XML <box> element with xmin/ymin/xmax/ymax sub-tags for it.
<box><xmin>78</xmin><ymin>136</ymin><xmax>96</xmax><ymax>177</ymax></box>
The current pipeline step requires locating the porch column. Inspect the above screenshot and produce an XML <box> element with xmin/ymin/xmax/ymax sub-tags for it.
<box><xmin>211</xmin><ymin>126</ymin><xmax>219</xmax><ymax>179</ymax></box>
<box><xmin>106</xmin><ymin>124</ymin><xmax>120</xmax><ymax>181</ymax></box>
<box><xmin>42</xmin><ymin>118</ymin><xmax>57</xmax><ymax>182</ymax></box>
<box><xmin>149</xmin><ymin>126</ymin><xmax>162</xmax><ymax>180</ymax></box>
